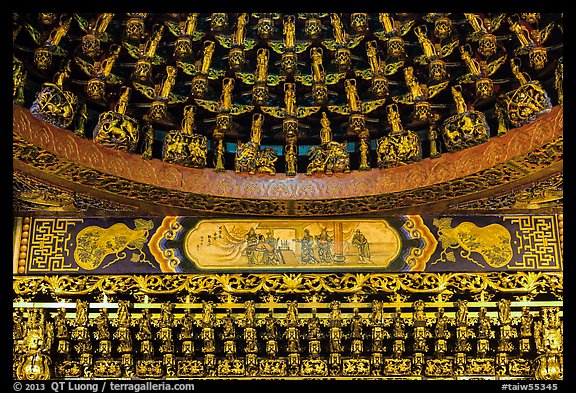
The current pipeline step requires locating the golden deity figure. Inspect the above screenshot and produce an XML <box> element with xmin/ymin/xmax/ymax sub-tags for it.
<box><xmin>508</xmin><ymin>15</ymin><xmax>555</xmax><ymax>71</ymax></box>
<box><xmin>73</xmin><ymin>43</ymin><xmax>123</xmax><ymax>102</ymax></box>
<box><xmin>168</xmin><ymin>13</ymin><xmax>201</xmax><ymax>60</ymax></box>
<box><xmin>320</xmin><ymin>112</ymin><xmax>332</xmax><ymax>145</ymax></box>
<box><xmin>93</xmin><ymin>13</ymin><xmax>114</xmax><ymax>34</ymax></box>
<box><xmin>433</xmin><ymin>308</ymin><xmax>450</xmax><ymax>359</ymax></box>
<box><xmin>330</xmin><ymin>13</ymin><xmax>348</xmax><ymax>45</ymax></box>
<box><xmin>79</xmin><ymin>13</ymin><xmax>115</xmax><ymax>58</ymax></box>
<box><xmin>508</xmin><ymin>17</ymin><xmax>533</xmax><ymax>48</ymax></box>
<box><xmin>233</xmin><ymin>13</ymin><xmax>249</xmax><ymax>47</ymax></box>
<box><xmin>144</xmin><ymin>24</ymin><xmax>164</xmax><ymax>60</ymax></box>
<box><xmin>441</xmin><ymin>84</ymin><xmax>490</xmax><ymax>152</ymax></box>
<box><xmin>163</xmin><ymin>105</ymin><xmax>208</xmax><ymax>168</ymax></box>
<box><xmin>534</xmin><ymin>308</ymin><xmax>563</xmax><ymax>380</ymax></box>
<box><xmin>294</xmin><ymin>46</ymin><xmax>345</xmax><ymax>104</ymax></box>
<box><xmin>195</xmin><ymin>76</ymin><xmax>254</xmax><ymax>148</ymax></box>
<box><xmin>311</xmin><ymin>47</ymin><xmax>326</xmax><ymax>83</ymax></box>
<box><xmin>555</xmin><ymin>57</ymin><xmax>563</xmax><ymax>105</ymax></box>
<box><xmin>28</xmin><ymin>15</ymin><xmax>72</xmax><ymax>71</ymax></box>
<box><xmin>13</xmin><ymin>53</ymin><xmax>26</xmax><ymax>106</ymax></box>
<box><xmin>344</xmin><ymin>78</ymin><xmax>361</xmax><ymax>113</ymax></box>
<box><xmin>496</xmin><ymin>57</ymin><xmax>552</xmax><ymax>134</ymax></box>
<box><xmin>307</xmin><ymin>112</ymin><xmax>350</xmax><ymax>176</ymax></box>
<box><xmin>158</xmin><ymin>65</ymin><xmax>177</xmax><ymax>100</ymax></box>
<box><xmin>221</xmin><ymin>77</ymin><xmax>235</xmax><ymax>112</ymax></box>
<box><xmin>16</xmin><ymin>309</ymin><xmax>54</xmax><ymax>380</ymax></box>
<box><xmin>284</xmin><ymin>14</ymin><xmax>296</xmax><ymax>49</ymax></box>
<box><xmin>222</xmin><ymin>309</ymin><xmax>237</xmax><ymax>359</ymax></box>
<box><xmin>255</xmin><ymin>47</ymin><xmax>270</xmax><ymax>84</ymax></box>
<box><xmin>235</xmin><ymin>113</ymin><xmax>277</xmax><ymax>175</ymax></box>
<box><xmin>376</xmin><ymin>103</ymin><xmax>422</xmax><ymax>168</ymax></box>
<box><xmin>404</xmin><ymin>66</ymin><xmax>425</xmax><ymax>101</ymax></box>
<box><xmin>236</xmin><ymin>47</ymin><xmax>280</xmax><ymax>105</ymax></box>
<box><xmin>349</xmin><ymin>308</ymin><xmax>365</xmax><ymax>358</ymax></box>
<box><xmin>284</xmin><ymin>82</ymin><xmax>297</xmax><ymax>117</ymax></box>
<box><xmin>394</xmin><ymin>66</ymin><xmax>448</xmax><ymax>123</ymax></box>
<box><xmin>200</xmin><ymin>40</ymin><xmax>216</xmax><ymax>75</ymax></box>
<box><xmin>328</xmin><ymin>77</ymin><xmax>385</xmax><ymax>138</ymax></box>
<box><xmin>125</xmin><ymin>23</ymin><xmax>164</xmax><ymax>81</ymax></box>
<box><xmin>379</xmin><ymin>13</ymin><xmax>396</xmax><ymax>35</ymax></box>
<box><xmin>262</xmin><ymin>80</ymin><xmax>318</xmax><ymax>143</ymax></box>
<box><xmin>183</xmin><ymin>13</ymin><xmax>199</xmax><ymax>37</ymax></box>
<box><xmin>29</xmin><ymin>59</ymin><xmax>80</xmax><ymax>129</ymax></box>
<box><xmin>97</xmin><ymin>44</ymin><xmax>121</xmax><ymax>79</ymax></box>
<box><xmin>265</xmin><ymin>14</ymin><xmax>309</xmax><ymax>74</ymax></box>
<box><xmin>355</xmin><ymin>40</ymin><xmax>394</xmax><ymax>98</ymax></box>
<box><xmin>45</xmin><ymin>15</ymin><xmax>72</xmax><ymax>48</ymax></box>
<box><xmin>391</xmin><ymin>308</ymin><xmax>406</xmax><ymax>359</ymax></box>
<box><xmin>264</xmin><ymin>309</ymin><xmax>279</xmax><ymax>358</ymax></box>
<box><xmin>458</xmin><ymin>44</ymin><xmax>507</xmax><ymax>100</ymax></box>
<box><xmin>463</xmin><ymin>13</ymin><xmax>506</xmax><ymax>58</ymax></box>
<box><xmin>93</xmin><ymin>86</ymin><xmax>140</xmax><ymax>152</ymax></box>
<box><xmin>136</xmin><ymin>309</ymin><xmax>154</xmax><ymax>361</ymax></box>
<box><xmin>375</xmin><ymin>13</ymin><xmax>415</xmax><ymax>59</ymax></box>
<box><xmin>414</xmin><ymin>24</ymin><xmax>438</xmax><ymax>59</ymax></box>
<box><xmin>220</xmin><ymin>13</ymin><xmax>254</xmax><ymax>71</ymax></box>
<box><xmin>366</xmin><ymin>40</ymin><xmax>383</xmax><ymax>76</ymax></box>
<box><xmin>413</xmin><ymin>24</ymin><xmax>455</xmax><ymax>81</ymax></box>
<box><xmin>53</xmin><ymin>308</ymin><xmax>70</xmax><ymax>356</ymax></box>
<box><xmin>189</xmin><ymin>40</ymin><xmax>224</xmax><ymax>98</ymax></box>
<box><xmin>132</xmin><ymin>64</ymin><xmax>187</xmax><ymax>122</ymax></box>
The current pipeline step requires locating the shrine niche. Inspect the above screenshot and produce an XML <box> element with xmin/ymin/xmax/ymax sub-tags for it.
<box><xmin>13</xmin><ymin>12</ymin><xmax>562</xmax><ymax>382</ymax></box>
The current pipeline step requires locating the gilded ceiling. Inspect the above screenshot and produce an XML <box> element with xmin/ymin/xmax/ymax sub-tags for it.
<box><xmin>12</xmin><ymin>13</ymin><xmax>563</xmax><ymax>215</ymax></box>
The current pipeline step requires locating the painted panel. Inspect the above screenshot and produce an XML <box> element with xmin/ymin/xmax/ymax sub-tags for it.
<box><xmin>15</xmin><ymin>214</ymin><xmax>563</xmax><ymax>274</ymax></box>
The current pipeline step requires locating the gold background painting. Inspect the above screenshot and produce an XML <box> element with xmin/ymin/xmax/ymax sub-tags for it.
<box><xmin>183</xmin><ymin>219</ymin><xmax>402</xmax><ymax>269</ymax></box>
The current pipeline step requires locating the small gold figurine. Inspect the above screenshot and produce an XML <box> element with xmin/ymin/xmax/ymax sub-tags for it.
<box><xmin>555</xmin><ymin>57</ymin><xmax>563</xmax><ymax>105</ymax></box>
<box><xmin>132</xmin><ymin>65</ymin><xmax>187</xmax><ymax>122</ymax></box>
<box><xmin>163</xmin><ymin>105</ymin><xmax>208</xmax><ymax>168</ymax></box>
<box><xmin>165</xmin><ymin>13</ymin><xmax>202</xmax><ymax>61</ymax></box>
<box><xmin>74</xmin><ymin>44</ymin><xmax>124</xmax><ymax>102</ymax></box>
<box><xmin>236</xmin><ymin>48</ymin><xmax>282</xmax><ymax>105</ymax></box>
<box><xmin>394</xmin><ymin>66</ymin><xmax>448</xmax><ymax>123</ymax></box>
<box><xmin>321</xmin><ymin>13</ymin><xmax>363</xmax><ymax>72</ymax></box>
<box><xmin>235</xmin><ymin>113</ymin><xmax>278</xmax><ymax>175</ymax></box>
<box><xmin>77</xmin><ymin>13</ymin><xmax>115</xmax><ymax>59</ymax></box>
<box><xmin>124</xmin><ymin>24</ymin><xmax>164</xmax><ymax>81</ymax></box>
<box><xmin>376</xmin><ymin>103</ymin><xmax>422</xmax><ymax>168</ymax></box>
<box><xmin>214</xmin><ymin>13</ymin><xmax>255</xmax><ymax>71</ymax></box>
<box><xmin>269</xmin><ymin>15</ymin><xmax>310</xmax><ymax>74</ymax></box>
<box><xmin>93</xmin><ymin>86</ymin><xmax>140</xmax><ymax>152</ymax></box>
<box><xmin>294</xmin><ymin>47</ymin><xmax>345</xmax><ymax>105</ymax></box>
<box><xmin>15</xmin><ymin>309</ymin><xmax>53</xmax><ymax>380</ymax></box>
<box><xmin>189</xmin><ymin>40</ymin><xmax>226</xmax><ymax>98</ymax></box>
<box><xmin>508</xmin><ymin>15</ymin><xmax>555</xmax><ymax>71</ymax></box>
<box><xmin>306</xmin><ymin>112</ymin><xmax>350</xmax><ymax>175</ymax></box>
<box><xmin>413</xmin><ymin>24</ymin><xmax>456</xmax><ymax>82</ymax></box>
<box><xmin>374</xmin><ymin>13</ymin><xmax>415</xmax><ymax>60</ymax></box>
<box><xmin>458</xmin><ymin>44</ymin><xmax>507</xmax><ymax>100</ymax></box>
<box><xmin>261</xmin><ymin>83</ymin><xmax>321</xmax><ymax>176</ymax></box>
<box><xmin>441</xmin><ymin>85</ymin><xmax>490</xmax><ymax>152</ymax></box>
<box><xmin>464</xmin><ymin>13</ymin><xmax>506</xmax><ymax>58</ymax></box>
<box><xmin>495</xmin><ymin>57</ymin><xmax>552</xmax><ymax>135</ymax></box>
<box><xmin>534</xmin><ymin>308</ymin><xmax>563</xmax><ymax>380</ymax></box>
<box><xmin>30</xmin><ymin>59</ymin><xmax>79</xmax><ymax>129</ymax></box>
<box><xmin>33</xmin><ymin>15</ymin><xmax>72</xmax><ymax>71</ymax></box>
